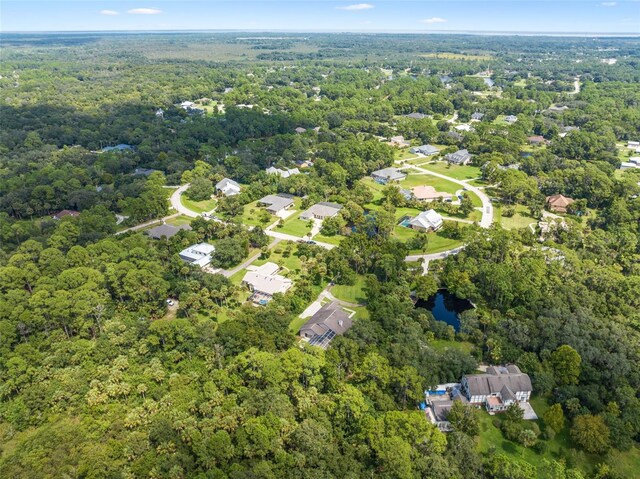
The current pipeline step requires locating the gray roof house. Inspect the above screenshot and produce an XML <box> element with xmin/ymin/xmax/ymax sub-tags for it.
<box><xmin>258</xmin><ymin>194</ymin><xmax>295</xmax><ymax>214</ymax></box>
<box><xmin>405</xmin><ymin>112</ymin><xmax>428</xmax><ymax>120</ymax></box>
<box><xmin>133</xmin><ymin>168</ymin><xmax>157</xmax><ymax>176</ymax></box>
<box><xmin>299</xmin><ymin>202</ymin><xmax>343</xmax><ymax>221</ymax></box>
<box><xmin>445</xmin><ymin>149</ymin><xmax>472</xmax><ymax>165</ymax></box>
<box><xmin>299</xmin><ymin>302</ymin><xmax>353</xmax><ymax>349</ymax></box>
<box><xmin>371</xmin><ymin>167</ymin><xmax>407</xmax><ymax>184</ymax></box>
<box><xmin>215</xmin><ymin>178</ymin><xmax>241</xmax><ymax>197</ymax></box>
<box><xmin>146</xmin><ymin>223</ymin><xmax>192</xmax><ymax>239</ymax></box>
<box><xmin>407</xmin><ymin>209</ymin><xmax>444</xmax><ymax>232</ymax></box>
<box><xmin>446</xmin><ymin>131</ymin><xmax>464</xmax><ymax>142</ymax></box>
<box><xmin>461</xmin><ymin>365</ymin><xmax>532</xmax><ymax>413</ymax></box>
<box><xmin>504</xmin><ymin>115</ymin><xmax>518</xmax><ymax>124</ymax></box>
<box><xmin>471</xmin><ymin>112</ymin><xmax>485</xmax><ymax>121</ymax></box>
<box><xmin>410</xmin><ymin>144</ymin><xmax>440</xmax><ymax>156</ymax></box>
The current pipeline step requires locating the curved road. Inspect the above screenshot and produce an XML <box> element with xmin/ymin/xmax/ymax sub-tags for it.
<box><xmin>170</xmin><ymin>183</ymin><xmax>200</xmax><ymax>218</ymax></box>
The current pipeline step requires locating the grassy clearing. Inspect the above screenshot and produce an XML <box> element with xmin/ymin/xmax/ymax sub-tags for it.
<box><xmin>180</xmin><ymin>195</ymin><xmax>217</xmax><ymax>214</ymax></box>
<box><xmin>165</xmin><ymin>215</ymin><xmax>193</xmax><ymax>227</ymax></box>
<box><xmin>496</xmin><ymin>204</ymin><xmax>537</xmax><ymax>230</ymax></box>
<box><xmin>313</xmin><ymin>233</ymin><xmax>345</xmax><ymax>246</ymax></box>
<box><xmin>277</xmin><ymin>210</ymin><xmax>313</xmax><ymax>238</ymax></box>
<box><xmin>395</xmin><ymin>148</ymin><xmax>419</xmax><ymax>161</ymax></box>
<box><xmin>418</xmin><ymin>161</ymin><xmax>482</xmax><ymax>181</ymax></box>
<box><xmin>427</xmin><ymin>339</ymin><xmax>475</xmax><ymax>354</ymax></box>
<box><xmin>331</xmin><ymin>276</ymin><xmax>367</xmax><ymax>304</ymax></box>
<box><xmin>236</xmin><ymin>200</ymin><xmax>275</xmax><ymax>227</ymax></box>
<box><xmin>253</xmin><ymin>241</ymin><xmax>303</xmax><ymax>276</ymax></box>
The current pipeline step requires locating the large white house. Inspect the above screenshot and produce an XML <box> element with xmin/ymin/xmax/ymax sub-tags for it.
<box><xmin>242</xmin><ymin>262</ymin><xmax>293</xmax><ymax>303</ymax></box>
<box><xmin>461</xmin><ymin>365</ymin><xmax>532</xmax><ymax>413</ymax></box>
<box><xmin>215</xmin><ymin>178</ymin><xmax>241</xmax><ymax>197</ymax></box>
<box><xmin>178</xmin><ymin>243</ymin><xmax>215</xmax><ymax>267</ymax></box>
<box><xmin>266</xmin><ymin>166</ymin><xmax>300</xmax><ymax>178</ymax></box>
<box><xmin>407</xmin><ymin>209</ymin><xmax>443</xmax><ymax>232</ymax></box>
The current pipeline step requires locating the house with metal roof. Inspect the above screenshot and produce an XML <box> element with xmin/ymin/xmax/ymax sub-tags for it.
<box><xmin>146</xmin><ymin>223</ymin><xmax>192</xmax><ymax>239</ymax></box>
<box><xmin>471</xmin><ymin>112</ymin><xmax>485</xmax><ymax>121</ymax></box>
<box><xmin>258</xmin><ymin>194</ymin><xmax>295</xmax><ymax>215</ymax></box>
<box><xmin>242</xmin><ymin>262</ymin><xmax>293</xmax><ymax>303</ymax></box>
<box><xmin>371</xmin><ymin>167</ymin><xmax>407</xmax><ymax>184</ymax></box>
<box><xmin>407</xmin><ymin>209</ymin><xmax>444</xmax><ymax>232</ymax></box>
<box><xmin>410</xmin><ymin>144</ymin><xmax>440</xmax><ymax>156</ymax></box>
<box><xmin>504</xmin><ymin>115</ymin><xmax>518</xmax><ymax>124</ymax></box>
<box><xmin>215</xmin><ymin>178</ymin><xmax>241</xmax><ymax>197</ymax></box>
<box><xmin>178</xmin><ymin>243</ymin><xmax>215</xmax><ymax>267</ymax></box>
<box><xmin>461</xmin><ymin>365</ymin><xmax>532</xmax><ymax>413</ymax></box>
<box><xmin>266</xmin><ymin>166</ymin><xmax>300</xmax><ymax>178</ymax></box>
<box><xmin>445</xmin><ymin>149</ymin><xmax>472</xmax><ymax>165</ymax></box>
<box><xmin>405</xmin><ymin>112</ymin><xmax>428</xmax><ymax>120</ymax></box>
<box><xmin>299</xmin><ymin>202</ymin><xmax>343</xmax><ymax>221</ymax></box>
<box><xmin>299</xmin><ymin>302</ymin><xmax>353</xmax><ymax>349</ymax></box>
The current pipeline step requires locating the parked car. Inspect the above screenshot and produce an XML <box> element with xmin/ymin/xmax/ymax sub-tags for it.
<box><xmin>166</xmin><ymin>299</ymin><xmax>175</xmax><ymax>306</ymax></box>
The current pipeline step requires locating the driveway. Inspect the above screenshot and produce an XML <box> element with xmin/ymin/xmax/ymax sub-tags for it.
<box><xmin>403</xmin><ymin>164</ymin><xmax>494</xmax><ymax>228</ymax></box>
<box><xmin>520</xmin><ymin>402</ymin><xmax>538</xmax><ymax>420</ymax></box>
<box><xmin>169</xmin><ymin>183</ymin><xmax>199</xmax><ymax>218</ymax></box>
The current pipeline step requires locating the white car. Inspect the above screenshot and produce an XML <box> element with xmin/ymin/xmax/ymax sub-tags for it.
<box><xmin>166</xmin><ymin>299</ymin><xmax>175</xmax><ymax>306</ymax></box>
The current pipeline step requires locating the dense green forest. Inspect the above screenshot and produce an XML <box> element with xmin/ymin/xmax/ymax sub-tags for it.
<box><xmin>0</xmin><ymin>32</ymin><xmax>639</xmax><ymax>478</ymax></box>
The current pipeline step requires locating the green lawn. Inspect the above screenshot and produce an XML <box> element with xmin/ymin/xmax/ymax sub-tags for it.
<box><xmin>418</xmin><ymin>161</ymin><xmax>482</xmax><ymax>181</ymax></box>
<box><xmin>330</xmin><ymin>275</ymin><xmax>367</xmax><ymax>304</ymax></box>
<box><xmin>428</xmin><ymin>339</ymin><xmax>475</xmax><ymax>354</ymax></box>
<box><xmin>395</xmin><ymin>148</ymin><xmax>419</xmax><ymax>161</ymax></box>
<box><xmin>313</xmin><ymin>233</ymin><xmax>344</xmax><ymax>246</ymax></box>
<box><xmin>236</xmin><ymin>200</ymin><xmax>276</xmax><ymax>228</ymax></box>
<box><xmin>165</xmin><ymin>215</ymin><xmax>193</xmax><ymax>227</ymax></box>
<box><xmin>289</xmin><ymin>315</ymin><xmax>309</xmax><ymax>334</ymax></box>
<box><xmin>476</xmin><ymin>396</ymin><xmax>640</xmax><ymax>478</ymax></box>
<box><xmin>497</xmin><ymin>204</ymin><xmax>537</xmax><ymax>230</ymax></box>
<box><xmin>253</xmin><ymin>242</ymin><xmax>303</xmax><ymax>276</ymax></box>
<box><xmin>180</xmin><ymin>195</ymin><xmax>217</xmax><ymax>214</ymax></box>
<box><xmin>277</xmin><ymin>210</ymin><xmax>313</xmax><ymax>238</ymax></box>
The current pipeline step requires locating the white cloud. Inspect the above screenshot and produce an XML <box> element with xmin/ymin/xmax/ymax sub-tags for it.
<box><xmin>336</xmin><ymin>4</ymin><xmax>374</xmax><ymax>11</ymax></box>
<box><xmin>128</xmin><ymin>8</ymin><xmax>163</xmax><ymax>15</ymax></box>
<box><xmin>99</xmin><ymin>10</ymin><xmax>119</xmax><ymax>16</ymax></box>
<box><xmin>601</xmin><ymin>1</ymin><xmax>617</xmax><ymax>5</ymax></box>
<box><xmin>421</xmin><ymin>17</ymin><xmax>447</xmax><ymax>24</ymax></box>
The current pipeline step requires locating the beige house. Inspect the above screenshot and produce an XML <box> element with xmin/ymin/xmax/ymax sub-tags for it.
<box><xmin>411</xmin><ymin>185</ymin><xmax>453</xmax><ymax>202</ymax></box>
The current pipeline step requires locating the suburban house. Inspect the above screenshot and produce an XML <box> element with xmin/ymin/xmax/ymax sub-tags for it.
<box><xmin>295</xmin><ymin>127</ymin><xmax>307</xmax><ymax>134</ymax></box>
<box><xmin>411</xmin><ymin>185</ymin><xmax>453</xmax><ymax>202</ymax></box>
<box><xmin>133</xmin><ymin>168</ymin><xmax>157</xmax><ymax>176</ymax></box>
<box><xmin>387</xmin><ymin>135</ymin><xmax>411</xmax><ymax>148</ymax></box>
<box><xmin>471</xmin><ymin>112</ymin><xmax>485</xmax><ymax>121</ymax></box>
<box><xmin>215</xmin><ymin>178</ymin><xmax>241</xmax><ymax>197</ymax></box>
<box><xmin>299</xmin><ymin>202</ymin><xmax>343</xmax><ymax>221</ymax></box>
<box><xmin>527</xmin><ymin>135</ymin><xmax>547</xmax><ymax>145</ymax></box>
<box><xmin>446</xmin><ymin>131</ymin><xmax>464</xmax><ymax>142</ymax></box>
<box><xmin>178</xmin><ymin>243</ymin><xmax>215</xmax><ymax>267</ymax></box>
<box><xmin>407</xmin><ymin>209</ymin><xmax>444</xmax><ymax>232</ymax></box>
<box><xmin>559</xmin><ymin>126</ymin><xmax>579</xmax><ymax>138</ymax></box>
<box><xmin>299</xmin><ymin>302</ymin><xmax>353</xmax><ymax>349</ymax></box>
<box><xmin>400</xmin><ymin>188</ymin><xmax>413</xmax><ymax>201</ymax></box>
<box><xmin>546</xmin><ymin>194</ymin><xmax>575</xmax><ymax>213</ymax></box>
<box><xmin>52</xmin><ymin>210</ymin><xmax>80</xmax><ymax>220</ymax></box>
<box><xmin>146</xmin><ymin>223</ymin><xmax>191</xmax><ymax>240</ymax></box>
<box><xmin>101</xmin><ymin>144</ymin><xmax>134</xmax><ymax>153</ymax></box>
<box><xmin>155</xmin><ymin>108</ymin><xmax>164</xmax><ymax>119</ymax></box>
<box><xmin>180</xmin><ymin>101</ymin><xmax>195</xmax><ymax>110</ymax></box>
<box><xmin>405</xmin><ymin>112</ymin><xmax>428</xmax><ymax>120</ymax></box>
<box><xmin>548</xmin><ymin>105</ymin><xmax>569</xmax><ymax>113</ymax></box>
<box><xmin>266</xmin><ymin>166</ymin><xmax>300</xmax><ymax>178</ymax></box>
<box><xmin>258</xmin><ymin>194</ymin><xmax>295</xmax><ymax>215</ymax></box>
<box><xmin>620</xmin><ymin>157</ymin><xmax>640</xmax><ymax>169</ymax></box>
<box><xmin>455</xmin><ymin>124</ymin><xmax>474</xmax><ymax>132</ymax></box>
<box><xmin>461</xmin><ymin>365</ymin><xmax>532</xmax><ymax>414</ymax></box>
<box><xmin>371</xmin><ymin>167</ymin><xmax>407</xmax><ymax>184</ymax></box>
<box><xmin>627</xmin><ymin>141</ymin><xmax>640</xmax><ymax>149</ymax></box>
<box><xmin>425</xmin><ymin>384</ymin><xmax>469</xmax><ymax>432</ymax></box>
<box><xmin>504</xmin><ymin>115</ymin><xmax>518</xmax><ymax>124</ymax></box>
<box><xmin>410</xmin><ymin>144</ymin><xmax>440</xmax><ymax>156</ymax></box>
<box><xmin>242</xmin><ymin>262</ymin><xmax>293</xmax><ymax>303</ymax></box>
<box><xmin>445</xmin><ymin>149</ymin><xmax>472</xmax><ymax>166</ymax></box>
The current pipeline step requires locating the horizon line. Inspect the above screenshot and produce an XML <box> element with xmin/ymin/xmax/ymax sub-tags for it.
<box><xmin>1</xmin><ymin>28</ymin><xmax>639</xmax><ymax>38</ymax></box>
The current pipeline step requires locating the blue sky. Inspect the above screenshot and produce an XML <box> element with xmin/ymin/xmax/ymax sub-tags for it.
<box><xmin>1</xmin><ymin>1</ymin><xmax>639</xmax><ymax>34</ymax></box>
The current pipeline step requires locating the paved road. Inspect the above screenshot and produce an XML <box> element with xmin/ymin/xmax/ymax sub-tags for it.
<box><xmin>115</xmin><ymin>213</ymin><xmax>181</xmax><ymax>235</ymax></box>
<box><xmin>401</xmin><ymin>164</ymin><xmax>494</xmax><ymax>228</ymax></box>
<box><xmin>169</xmin><ymin>184</ymin><xmax>199</xmax><ymax>218</ymax></box>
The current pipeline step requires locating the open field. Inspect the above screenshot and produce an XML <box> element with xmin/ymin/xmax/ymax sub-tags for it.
<box><xmin>418</xmin><ymin>161</ymin><xmax>482</xmax><ymax>181</ymax></box>
<box><xmin>165</xmin><ymin>215</ymin><xmax>193</xmax><ymax>227</ymax></box>
<box><xmin>495</xmin><ymin>204</ymin><xmax>537</xmax><ymax>230</ymax></box>
<box><xmin>330</xmin><ymin>276</ymin><xmax>367</xmax><ymax>304</ymax></box>
<box><xmin>180</xmin><ymin>195</ymin><xmax>217</xmax><ymax>214</ymax></box>
<box><xmin>276</xmin><ymin>209</ymin><xmax>313</xmax><ymax>238</ymax></box>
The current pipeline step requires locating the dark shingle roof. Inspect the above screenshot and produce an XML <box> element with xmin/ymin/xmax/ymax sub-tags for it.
<box><xmin>464</xmin><ymin>365</ymin><xmax>532</xmax><ymax>396</ymax></box>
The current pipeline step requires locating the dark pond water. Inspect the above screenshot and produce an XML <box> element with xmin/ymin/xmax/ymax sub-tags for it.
<box><xmin>415</xmin><ymin>289</ymin><xmax>473</xmax><ymax>332</ymax></box>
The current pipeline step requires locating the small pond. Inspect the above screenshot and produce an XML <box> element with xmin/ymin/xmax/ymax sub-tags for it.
<box><xmin>414</xmin><ymin>289</ymin><xmax>473</xmax><ymax>332</ymax></box>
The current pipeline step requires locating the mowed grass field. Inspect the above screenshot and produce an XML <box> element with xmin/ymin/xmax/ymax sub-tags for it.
<box><xmin>180</xmin><ymin>195</ymin><xmax>217</xmax><ymax>214</ymax></box>
<box><xmin>418</xmin><ymin>161</ymin><xmax>482</xmax><ymax>181</ymax></box>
